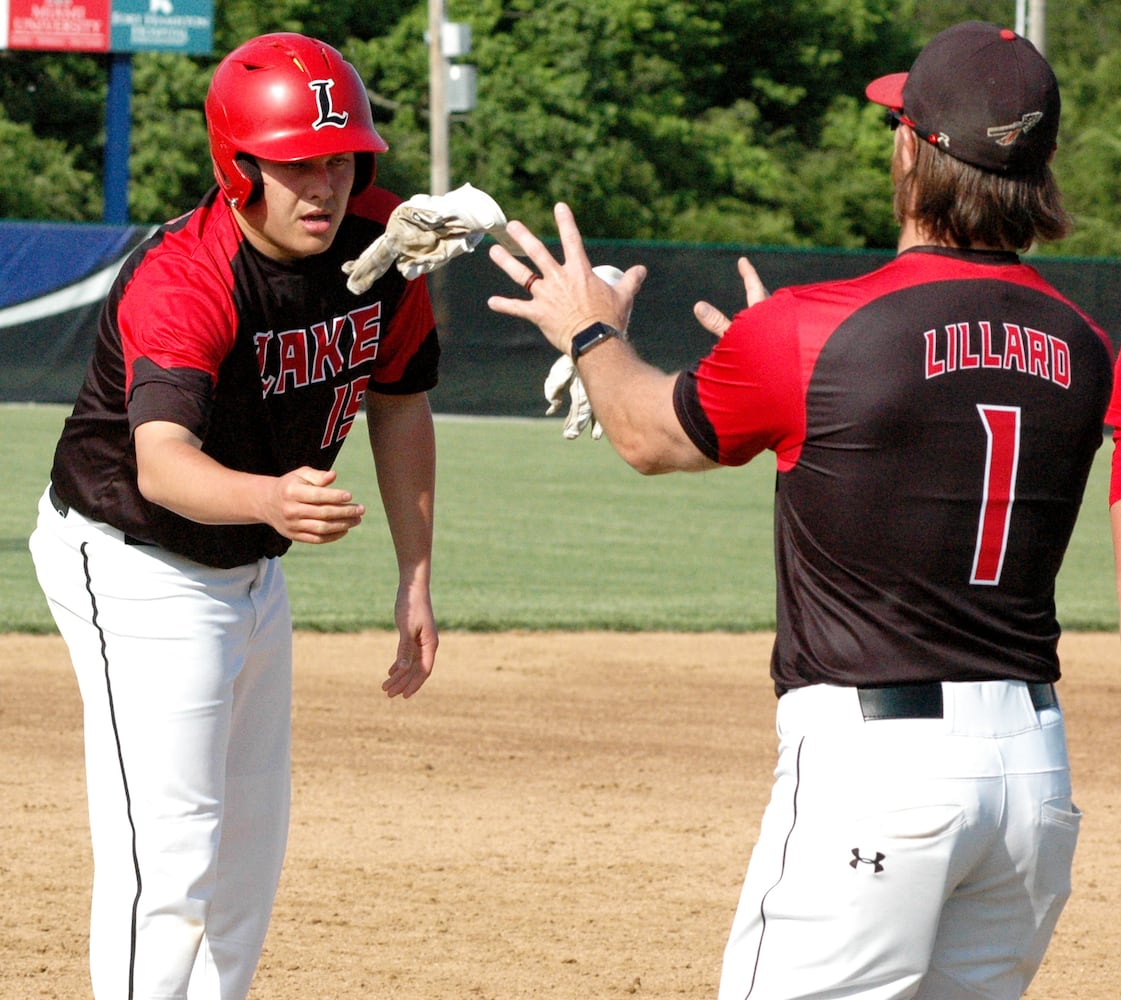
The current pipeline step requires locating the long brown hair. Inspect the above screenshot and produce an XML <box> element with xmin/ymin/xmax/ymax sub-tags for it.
<box><xmin>896</xmin><ymin>140</ymin><xmax>1071</xmax><ymax>251</ymax></box>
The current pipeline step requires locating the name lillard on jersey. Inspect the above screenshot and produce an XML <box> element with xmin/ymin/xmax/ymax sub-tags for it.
<box><xmin>253</xmin><ymin>299</ymin><xmax>383</xmax><ymax>449</ymax></box>
<box><xmin>923</xmin><ymin>319</ymin><xmax>1071</xmax><ymax>388</ymax></box>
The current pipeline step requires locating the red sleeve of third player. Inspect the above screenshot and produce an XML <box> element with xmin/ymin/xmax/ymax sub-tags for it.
<box><xmin>676</xmin><ymin>292</ymin><xmax>807</xmax><ymax>468</ymax></box>
<box><xmin>1107</xmin><ymin>351</ymin><xmax>1121</xmax><ymax>507</ymax></box>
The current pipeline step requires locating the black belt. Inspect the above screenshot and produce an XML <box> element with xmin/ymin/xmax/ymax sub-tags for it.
<box><xmin>49</xmin><ymin>483</ymin><xmax>154</xmax><ymax>547</ymax></box>
<box><xmin>857</xmin><ymin>681</ymin><xmax>1057</xmax><ymax>720</ymax></box>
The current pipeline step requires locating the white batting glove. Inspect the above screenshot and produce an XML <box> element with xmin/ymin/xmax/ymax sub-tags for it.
<box><xmin>544</xmin><ymin>355</ymin><xmax>603</xmax><ymax>440</ymax></box>
<box><xmin>541</xmin><ymin>264</ymin><xmax>625</xmax><ymax>441</ymax></box>
<box><xmin>342</xmin><ymin>183</ymin><xmax>524</xmax><ymax>293</ymax></box>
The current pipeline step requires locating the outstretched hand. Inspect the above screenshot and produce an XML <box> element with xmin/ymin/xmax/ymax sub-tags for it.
<box><xmin>692</xmin><ymin>256</ymin><xmax>770</xmax><ymax>337</ymax></box>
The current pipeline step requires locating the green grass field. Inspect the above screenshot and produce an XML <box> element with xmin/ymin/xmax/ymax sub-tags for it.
<box><xmin>2</xmin><ymin>403</ymin><xmax>1116</xmax><ymax>633</ymax></box>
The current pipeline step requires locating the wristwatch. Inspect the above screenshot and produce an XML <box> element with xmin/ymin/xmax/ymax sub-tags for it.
<box><xmin>569</xmin><ymin>321</ymin><xmax>621</xmax><ymax>362</ymax></box>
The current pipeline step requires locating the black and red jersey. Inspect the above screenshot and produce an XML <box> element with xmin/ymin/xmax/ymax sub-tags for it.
<box><xmin>674</xmin><ymin>246</ymin><xmax>1113</xmax><ymax>694</ymax></box>
<box><xmin>50</xmin><ymin>185</ymin><xmax>438</xmax><ymax>568</ymax></box>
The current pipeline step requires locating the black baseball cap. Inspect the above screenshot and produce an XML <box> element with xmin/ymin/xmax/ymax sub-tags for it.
<box><xmin>865</xmin><ymin>20</ymin><xmax>1060</xmax><ymax>175</ymax></box>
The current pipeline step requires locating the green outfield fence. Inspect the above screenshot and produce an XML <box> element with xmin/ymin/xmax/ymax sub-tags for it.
<box><xmin>3</xmin><ymin>222</ymin><xmax>1119</xmax><ymax>413</ymax></box>
<box><xmin>429</xmin><ymin>242</ymin><xmax>1121</xmax><ymax>418</ymax></box>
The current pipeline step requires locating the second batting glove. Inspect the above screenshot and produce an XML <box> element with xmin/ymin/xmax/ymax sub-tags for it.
<box><xmin>544</xmin><ymin>355</ymin><xmax>603</xmax><ymax>440</ymax></box>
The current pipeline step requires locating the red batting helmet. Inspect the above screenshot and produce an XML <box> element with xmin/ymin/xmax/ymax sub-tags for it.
<box><xmin>205</xmin><ymin>32</ymin><xmax>389</xmax><ymax>208</ymax></box>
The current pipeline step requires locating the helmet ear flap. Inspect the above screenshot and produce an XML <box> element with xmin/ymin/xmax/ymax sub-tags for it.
<box><xmin>234</xmin><ymin>154</ymin><xmax>264</xmax><ymax>207</ymax></box>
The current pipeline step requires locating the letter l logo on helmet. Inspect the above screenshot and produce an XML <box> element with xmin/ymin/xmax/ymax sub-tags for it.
<box><xmin>308</xmin><ymin>79</ymin><xmax>350</xmax><ymax>130</ymax></box>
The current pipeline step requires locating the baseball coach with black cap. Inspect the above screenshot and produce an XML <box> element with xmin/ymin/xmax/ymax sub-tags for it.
<box><xmin>485</xmin><ymin>19</ymin><xmax>1114</xmax><ymax>1000</ymax></box>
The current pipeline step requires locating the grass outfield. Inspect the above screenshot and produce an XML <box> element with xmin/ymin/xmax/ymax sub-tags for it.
<box><xmin>2</xmin><ymin>403</ymin><xmax>1116</xmax><ymax>633</ymax></box>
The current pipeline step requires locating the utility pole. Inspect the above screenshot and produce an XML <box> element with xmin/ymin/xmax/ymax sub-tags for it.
<box><xmin>428</xmin><ymin>0</ymin><xmax>449</xmax><ymax>196</ymax></box>
<box><xmin>1015</xmin><ymin>0</ymin><xmax>1046</xmax><ymax>54</ymax></box>
<box><xmin>427</xmin><ymin>3</ymin><xmax>475</xmax><ymax>196</ymax></box>
<box><xmin>1029</xmin><ymin>0</ymin><xmax>1046</xmax><ymax>54</ymax></box>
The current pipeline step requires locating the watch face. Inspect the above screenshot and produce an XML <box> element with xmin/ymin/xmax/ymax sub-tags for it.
<box><xmin>572</xmin><ymin>322</ymin><xmax>617</xmax><ymax>361</ymax></box>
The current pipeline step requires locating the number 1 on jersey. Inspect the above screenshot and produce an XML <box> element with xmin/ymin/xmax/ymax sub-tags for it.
<box><xmin>972</xmin><ymin>404</ymin><xmax>1021</xmax><ymax>586</ymax></box>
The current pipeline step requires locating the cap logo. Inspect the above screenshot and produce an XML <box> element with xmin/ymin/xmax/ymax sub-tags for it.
<box><xmin>987</xmin><ymin>111</ymin><xmax>1044</xmax><ymax>148</ymax></box>
<box><xmin>308</xmin><ymin>78</ymin><xmax>350</xmax><ymax>130</ymax></box>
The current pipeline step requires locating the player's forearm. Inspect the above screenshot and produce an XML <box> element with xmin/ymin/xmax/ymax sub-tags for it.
<box><xmin>576</xmin><ymin>339</ymin><xmax>717</xmax><ymax>475</ymax></box>
<box><xmin>367</xmin><ymin>393</ymin><xmax>436</xmax><ymax>588</ymax></box>
<box><xmin>135</xmin><ymin>427</ymin><xmax>275</xmax><ymax>525</ymax></box>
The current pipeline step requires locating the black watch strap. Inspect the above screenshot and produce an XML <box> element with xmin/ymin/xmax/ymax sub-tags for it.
<box><xmin>570</xmin><ymin>322</ymin><xmax>621</xmax><ymax>362</ymax></box>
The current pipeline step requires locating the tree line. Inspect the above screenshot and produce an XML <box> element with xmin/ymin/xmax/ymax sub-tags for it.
<box><xmin>1</xmin><ymin>0</ymin><xmax>1119</xmax><ymax>257</ymax></box>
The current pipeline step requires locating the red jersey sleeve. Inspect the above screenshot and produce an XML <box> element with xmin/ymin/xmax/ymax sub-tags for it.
<box><xmin>119</xmin><ymin>257</ymin><xmax>239</xmax><ymax>393</ymax></box>
<box><xmin>680</xmin><ymin>293</ymin><xmax>807</xmax><ymax>469</ymax></box>
<box><xmin>1107</xmin><ymin>351</ymin><xmax>1121</xmax><ymax>506</ymax></box>
<box><xmin>367</xmin><ymin>270</ymin><xmax>438</xmax><ymax>393</ymax></box>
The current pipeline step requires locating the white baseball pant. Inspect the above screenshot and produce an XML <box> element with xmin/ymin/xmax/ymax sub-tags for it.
<box><xmin>30</xmin><ymin>486</ymin><xmax>293</xmax><ymax>1000</ymax></box>
<box><xmin>718</xmin><ymin>678</ymin><xmax>1080</xmax><ymax>1000</ymax></box>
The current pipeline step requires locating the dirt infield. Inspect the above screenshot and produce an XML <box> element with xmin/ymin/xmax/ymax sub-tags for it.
<box><xmin>2</xmin><ymin>630</ymin><xmax>1118</xmax><ymax>999</ymax></box>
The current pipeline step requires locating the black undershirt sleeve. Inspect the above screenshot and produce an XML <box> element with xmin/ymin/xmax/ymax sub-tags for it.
<box><xmin>672</xmin><ymin>370</ymin><xmax>721</xmax><ymax>463</ymax></box>
<box><xmin>127</xmin><ymin>358</ymin><xmax>214</xmax><ymax>440</ymax></box>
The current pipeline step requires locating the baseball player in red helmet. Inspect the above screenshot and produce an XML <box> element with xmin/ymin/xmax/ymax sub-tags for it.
<box><xmin>488</xmin><ymin>21</ymin><xmax>1113</xmax><ymax>1000</ymax></box>
<box><xmin>30</xmin><ymin>33</ymin><xmax>439</xmax><ymax>999</ymax></box>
